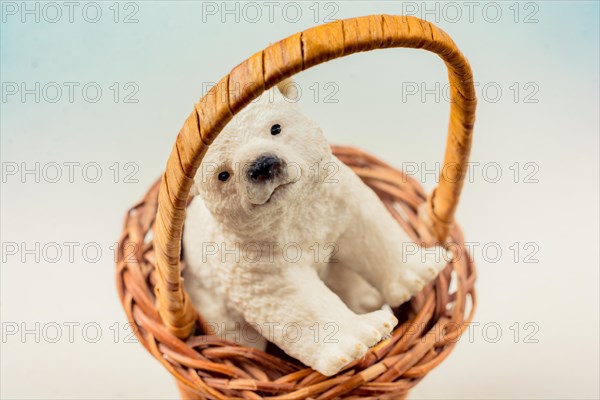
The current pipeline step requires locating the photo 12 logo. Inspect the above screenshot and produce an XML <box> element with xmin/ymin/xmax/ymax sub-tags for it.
<box><xmin>1</xmin><ymin>162</ymin><xmax>140</xmax><ymax>184</ymax></box>
<box><xmin>400</xmin><ymin>1</ymin><xmax>540</xmax><ymax>24</ymax></box>
<box><xmin>400</xmin><ymin>161</ymin><xmax>540</xmax><ymax>185</ymax></box>
<box><xmin>1</xmin><ymin>82</ymin><xmax>139</xmax><ymax>104</ymax></box>
<box><xmin>200</xmin><ymin>1</ymin><xmax>339</xmax><ymax>24</ymax></box>
<box><xmin>1</xmin><ymin>2</ymin><xmax>140</xmax><ymax>23</ymax></box>
<box><xmin>200</xmin><ymin>80</ymin><xmax>340</xmax><ymax>105</ymax></box>
<box><xmin>1</xmin><ymin>321</ymin><xmax>139</xmax><ymax>344</ymax></box>
<box><xmin>400</xmin><ymin>81</ymin><xmax>540</xmax><ymax>104</ymax></box>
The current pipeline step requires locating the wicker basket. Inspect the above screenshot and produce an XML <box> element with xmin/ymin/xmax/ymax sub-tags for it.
<box><xmin>116</xmin><ymin>15</ymin><xmax>477</xmax><ymax>399</ymax></box>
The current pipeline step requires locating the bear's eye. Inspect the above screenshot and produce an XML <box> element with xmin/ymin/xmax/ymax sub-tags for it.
<box><xmin>218</xmin><ymin>171</ymin><xmax>230</xmax><ymax>182</ymax></box>
<box><xmin>270</xmin><ymin>124</ymin><xmax>281</xmax><ymax>136</ymax></box>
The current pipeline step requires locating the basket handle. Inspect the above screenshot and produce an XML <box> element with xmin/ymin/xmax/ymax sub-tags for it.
<box><xmin>153</xmin><ymin>15</ymin><xmax>476</xmax><ymax>338</ymax></box>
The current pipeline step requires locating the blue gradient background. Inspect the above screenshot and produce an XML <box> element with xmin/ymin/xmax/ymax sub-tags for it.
<box><xmin>1</xmin><ymin>1</ymin><xmax>598</xmax><ymax>398</ymax></box>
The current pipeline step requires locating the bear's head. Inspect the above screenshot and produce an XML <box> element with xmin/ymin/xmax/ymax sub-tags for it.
<box><xmin>191</xmin><ymin>80</ymin><xmax>333</xmax><ymax>235</ymax></box>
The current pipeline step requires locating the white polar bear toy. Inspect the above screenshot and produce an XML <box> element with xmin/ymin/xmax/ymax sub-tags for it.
<box><xmin>183</xmin><ymin>82</ymin><xmax>448</xmax><ymax>376</ymax></box>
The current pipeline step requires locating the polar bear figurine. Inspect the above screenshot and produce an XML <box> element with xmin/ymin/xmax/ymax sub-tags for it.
<box><xmin>182</xmin><ymin>81</ymin><xmax>448</xmax><ymax>376</ymax></box>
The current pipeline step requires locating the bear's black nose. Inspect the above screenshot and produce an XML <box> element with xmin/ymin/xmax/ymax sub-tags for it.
<box><xmin>248</xmin><ymin>155</ymin><xmax>281</xmax><ymax>182</ymax></box>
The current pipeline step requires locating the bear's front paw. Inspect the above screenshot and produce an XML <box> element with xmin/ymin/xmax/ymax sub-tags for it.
<box><xmin>346</xmin><ymin>289</ymin><xmax>385</xmax><ymax>314</ymax></box>
<box><xmin>312</xmin><ymin>310</ymin><xmax>397</xmax><ymax>376</ymax></box>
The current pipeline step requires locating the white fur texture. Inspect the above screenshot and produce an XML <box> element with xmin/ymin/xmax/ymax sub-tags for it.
<box><xmin>183</xmin><ymin>86</ymin><xmax>447</xmax><ymax>376</ymax></box>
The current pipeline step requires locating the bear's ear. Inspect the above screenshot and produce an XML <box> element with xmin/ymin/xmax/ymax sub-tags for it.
<box><xmin>276</xmin><ymin>77</ymin><xmax>299</xmax><ymax>100</ymax></box>
<box><xmin>189</xmin><ymin>178</ymin><xmax>200</xmax><ymax>197</ymax></box>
